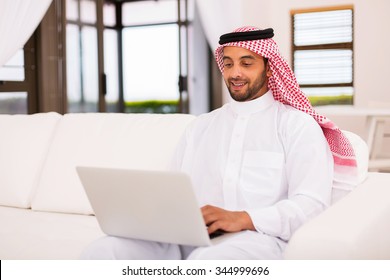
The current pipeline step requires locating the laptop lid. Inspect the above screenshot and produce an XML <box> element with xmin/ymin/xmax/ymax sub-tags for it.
<box><xmin>76</xmin><ymin>166</ymin><xmax>211</xmax><ymax>247</ymax></box>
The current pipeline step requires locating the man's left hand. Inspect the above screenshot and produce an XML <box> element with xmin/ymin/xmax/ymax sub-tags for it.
<box><xmin>201</xmin><ymin>205</ymin><xmax>255</xmax><ymax>235</ymax></box>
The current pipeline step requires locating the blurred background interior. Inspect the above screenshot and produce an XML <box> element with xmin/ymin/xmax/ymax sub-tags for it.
<box><xmin>0</xmin><ymin>0</ymin><xmax>389</xmax><ymax>171</ymax></box>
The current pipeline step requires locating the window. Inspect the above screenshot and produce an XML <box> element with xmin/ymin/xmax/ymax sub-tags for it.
<box><xmin>0</xmin><ymin>50</ymin><xmax>25</xmax><ymax>82</ymax></box>
<box><xmin>291</xmin><ymin>6</ymin><xmax>354</xmax><ymax>106</ymax></box>
<box><xmin>66</xmin><ymin>0</ymin><xmax>192</xmax><ymax>113</ymax></box>
<box><xmin>0</xmin><ymin>37</ymin><xmax>37</xmax><ymax>114</ymax></box>
<box><xmin>66</xmin><ymin>0</ymin><xmax>99</xmax><ymax>112</ymax></box>
<box><xmin>103</xmin><ymin>1</ymin><xmax>120</xmax><ymax>112</ymax></box>
<box><xmin>119</xmin><ymin>0</ymin><xmax>190</xmax><ymax>113</ymax></box>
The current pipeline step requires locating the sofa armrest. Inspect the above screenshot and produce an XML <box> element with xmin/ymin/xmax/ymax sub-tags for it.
<box><xmin>284</xmin><ymin>172</ymin><xmax>390</xmax><ymax>259</ymax></box>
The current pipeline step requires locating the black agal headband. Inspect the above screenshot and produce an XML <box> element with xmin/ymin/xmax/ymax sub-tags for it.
<box><xmin>218</xmin><ymin>28</ymin><xmax>274</xmax><ymax>45</ymax></box>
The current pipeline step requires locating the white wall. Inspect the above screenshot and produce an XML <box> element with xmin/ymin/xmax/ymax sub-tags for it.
<box><xmin>240</xmin><ymin>0</ymin><xmax>390</xmax><ymax>160</ymax></box>
<box><xmin>189</xmin><ymin>4</ymin><xmax>210</xmax><ymax>115</ymax></box>
<box><xmin>241</xmin><ymin>0</ymin><xmax>390</xmax><ymax>108</ymax></box>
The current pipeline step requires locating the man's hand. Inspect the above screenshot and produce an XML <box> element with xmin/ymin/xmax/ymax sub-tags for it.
<box><xmin>201</xmin><ymin>205</ymin><xmax>255</xmax><ymax>235</ymax></box>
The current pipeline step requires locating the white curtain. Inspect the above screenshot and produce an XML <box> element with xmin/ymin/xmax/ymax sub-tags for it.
<box><xmin>195</xmin><ymin>0</ymin><xmax>244</xmax><ymax>104</ymax></box>
<box><xmin>195</xmin><ymin>0</ymin><xmax>243</xmax><ymax>51</ymax></box>
<box><xmin>0</xmin><ymin>0</ymin><xmax>53</xmax><ymax>67</ymax></box>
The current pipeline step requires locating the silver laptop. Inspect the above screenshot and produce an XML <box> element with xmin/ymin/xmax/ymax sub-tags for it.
<box><xmin>76</xmin><ymin>166</ymin><xmax>217</xmax><ymax>247</ymax></box>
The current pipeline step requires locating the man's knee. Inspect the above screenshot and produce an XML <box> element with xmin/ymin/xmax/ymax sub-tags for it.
<box><xmin>80</xmin><ymin>236</ymin><xmax>182</xmax><ymax>260</ymax></box>
<box><xmin>186</xmin><ymin>232</ymin><xmax>284</xmax><ymax>260</ymax></box>
<box><xmin>80</xmin><ymin>236</ymin><xmax>121</xmax><ymax>259</ymax></box>
<box><xmin>186</xmin><ymin>246</ymin><xmax>235</xmax><ymax>260</ymax></box>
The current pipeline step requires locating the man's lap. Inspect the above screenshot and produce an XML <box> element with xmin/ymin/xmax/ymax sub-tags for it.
<box><xmin>187</xmin><ymin>231</ymin><xmax>285</xmax><ymax>260</ymax></box>
<box><xmin>80</xmin><ymin>230</ymin><xmax>285</xmax><ymax>260</ymax></box>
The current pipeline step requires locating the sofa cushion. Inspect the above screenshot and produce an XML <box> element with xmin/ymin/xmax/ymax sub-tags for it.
<box><xmin>0</xmin><ymin>112</ymin><xmax>61</xmax><ymax>208</ymax></box>
<box><xmin>0</xmin><ymin>206</ymin><xmax>104</xmax><ymax>259</ymax></box>
<box><xmin>285</xmin><ymin>172</ymin><xmax>390</xmax><ymax>259</ymax></box>
<box><xmin>31</xmin><ymin>113</ymin><xmax>196</xmax><ymax>215</ymax></box>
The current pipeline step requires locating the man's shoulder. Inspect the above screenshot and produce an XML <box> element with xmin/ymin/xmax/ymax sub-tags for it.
<box><xmin>275</xmin><ymin>103</ymin><xmax>326</xmax><ymax>142</ymax></box>
<box><xmin>194</xmin><ymin>104</ymin><xmax>228</xmax><ymax>122</ymax></box>
<box><xmin>186</xmin><ymin>105</ymin><xmax>229</xmax><ymax>136</ymax></box>
<box><xmin>277</xmin><ymin>102</ymin><xmax>318</xmax><ymax>126</ymax></box>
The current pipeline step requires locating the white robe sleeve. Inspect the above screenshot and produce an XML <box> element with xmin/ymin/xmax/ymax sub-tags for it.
<box><xmin>246</xmin><ymin>114</ymin><xmax>333</xmax><ymax>241</ymax></box>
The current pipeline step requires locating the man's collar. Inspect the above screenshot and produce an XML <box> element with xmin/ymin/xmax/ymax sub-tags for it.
<box><xmin>229</xmin><ymin>90</ymin><xmax>275</xmax><ymax>115</ymax></box>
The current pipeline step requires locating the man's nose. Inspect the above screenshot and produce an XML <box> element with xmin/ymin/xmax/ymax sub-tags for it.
<box><xmin>230</xmin><ymin>65</ymin><xmax>242</xmax><ymax>78</ymax></box>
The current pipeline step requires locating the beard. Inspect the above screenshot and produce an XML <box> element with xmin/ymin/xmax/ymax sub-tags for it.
<box><xmin>226</xmin><ymin>69</ymin><xmax>268</xmax><ymax>102</ymax></box>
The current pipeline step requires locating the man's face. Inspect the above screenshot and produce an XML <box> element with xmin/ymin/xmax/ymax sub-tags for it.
<box><xmin>222</xmin><ymin>46</ymin><xmax>270</xmax><ymax>102</ymax></box>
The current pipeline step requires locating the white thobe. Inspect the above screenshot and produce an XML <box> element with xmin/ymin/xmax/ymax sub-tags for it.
<box><xmin>172</xmin><ymin>90</ymin><xmax>333</xmax><ymax>242</ymax></box>
<box><xmin>81</xmin><ymin>90</ymin><xmax>334</xmax><ymax>260</ymax></box>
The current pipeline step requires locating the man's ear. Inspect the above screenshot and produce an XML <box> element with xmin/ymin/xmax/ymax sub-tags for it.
<box><xmin>266</xmin><ymin>63</ymin><xmax>272</xmax><ymax>77</ymax></box>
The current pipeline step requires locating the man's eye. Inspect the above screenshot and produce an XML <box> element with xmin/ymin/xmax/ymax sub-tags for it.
<box><xmin>224</xmin><ymin>63</ymin><xmax>232</xmax><ymax>68</ymax></box>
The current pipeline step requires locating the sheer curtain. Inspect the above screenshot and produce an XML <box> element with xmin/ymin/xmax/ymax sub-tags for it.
<box><xmin>0</xmin><ymin>0</ymin><xmax>52</xmax><ymax>67</ymax></box>
<box><xmin>195</xmin><ymin>0</ymin><xmax>243</xmax><ymax>50</ymax></box>
<box><xmin>195</xmin><ymin>0</ymin><xmax>244</xmax><ymax>104</ymax></box>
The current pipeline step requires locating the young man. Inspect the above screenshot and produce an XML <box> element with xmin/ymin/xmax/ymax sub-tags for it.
<box><xmin>82</xmin><ymin>26</ymin><xmax>356</xmax><ymax>260</ymax></box>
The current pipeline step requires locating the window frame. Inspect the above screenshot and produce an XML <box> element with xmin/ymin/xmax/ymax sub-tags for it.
<box><xmin>291</xmin><ymin>5</ymin><xmax>354</xmax><ymax>105</ymax></box>
<box><xmin>65</xmin><ymin>0</ymin><xmax>103</xmax><ymax>112</ymax></box>
<box><xmin>110</xmin><ymin>0</ymin><xmax>191</xmax><ymax>114</ymax></box>
<box><xmin>65</xmin><ymin>0</ymin><xmax>191</xmax><ymax>113</ymax></box>
<box><xmin>0</xmin><ymin>36</ymin><xmax>38</xmax><ymax>114</ymax></box>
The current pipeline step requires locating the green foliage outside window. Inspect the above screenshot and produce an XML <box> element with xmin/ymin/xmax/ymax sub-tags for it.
<box><xmin>124</xmin><ymin>100</ymin><xmax>179</xmax><ymax>113</ymax></box>
<box><xmin>308</xmin><ymin>95</ymin><xmax>353</xmax><ymax>106</ymax></box>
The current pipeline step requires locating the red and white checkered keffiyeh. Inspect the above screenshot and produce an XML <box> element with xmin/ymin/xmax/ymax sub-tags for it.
<box><xmin>215</xmin><ymin>26</ymin><xmax>357</xmax><ymax>172</ymax></box>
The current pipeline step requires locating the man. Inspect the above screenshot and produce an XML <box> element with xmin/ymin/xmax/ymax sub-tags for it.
<box><xmin>82</xmin><ymin>26</ymin><xmax>356</xmax><ymax>260</ymax></box>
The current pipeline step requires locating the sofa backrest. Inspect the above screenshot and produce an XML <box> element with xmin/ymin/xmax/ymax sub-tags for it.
<box><xmin>31</xmin><ymin>113</ymin><xmax>196</xmax><ymax>215</ymax></box>
<box><xmin>0</xmin><ymin>112</ymin><xmax>368</xmax><ymax>213</ymax></box>
<box><xmin>0</xmin><ymin>112</ymin><xmax>61</xmax><ymax>208</ymax></box>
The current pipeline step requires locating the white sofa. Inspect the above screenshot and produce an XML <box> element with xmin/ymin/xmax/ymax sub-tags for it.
<box><xmin>0</xmin><ymin>112</ymin><xmax>389</xmax><ymax>260</ymax></box>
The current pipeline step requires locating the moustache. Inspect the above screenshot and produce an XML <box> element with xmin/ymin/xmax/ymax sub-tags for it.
<box><xmin>228</xmin><ymin>78</ymin><xmax>248</xmax><ymax>83</ymax></box>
